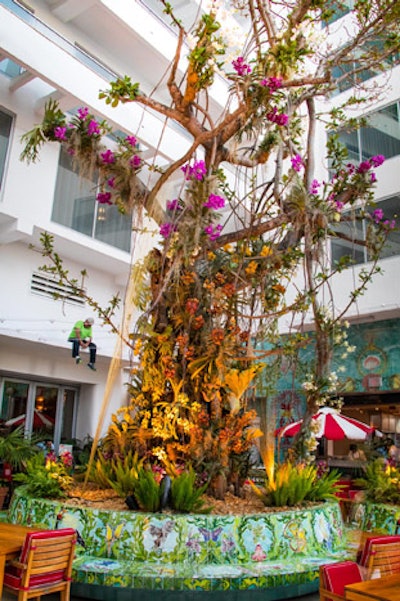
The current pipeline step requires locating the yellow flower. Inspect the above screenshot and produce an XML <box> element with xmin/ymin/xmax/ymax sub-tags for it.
<box><xmin>260</xmin><ymin>245</ymin><xmax>272</xmax><ymax>256</ymax></box>
<box><xmin>245</xmin><ymin>260</ymin><xmax>258</xmax><ymax>275</ymax></box>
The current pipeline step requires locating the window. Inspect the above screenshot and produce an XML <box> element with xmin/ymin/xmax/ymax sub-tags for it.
<box><xmin>331</xmin><ymin>40</ymin><xmax>400</xmax><ymax>95</ymax></box>
<box><xmin>0</xmin><ymin>109</ymin><xmax>13</xmax><ymax>193</ymax></box>
<box><xmin>333</xmin><ymin>102</ymin><xmax>400</xmax><ymax>164</ymax></box>
<box><xmin>52</xmin><ymin>147</ymin><xmax>133</xmax><ymax>252</ymax></box>
<box><xmin>331</xmin><ymin>195</ymin><xmax>400</xmax><ymax>266</ymax></box>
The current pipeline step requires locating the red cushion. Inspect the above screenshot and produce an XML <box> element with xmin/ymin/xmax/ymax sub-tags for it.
<box><xmin>321</xmin><ymin>561</ymin><xmax>362</xmax><ymax>596</ymax></box>
<box><xmin>359</xmin><ymin>535</ymin><xmax>400</xmax><ymax>567</ymax></box>
<box><xmin>4</xmin><ymin>528</ymin><xmax>76</xmax><ymax>590</ymax></box>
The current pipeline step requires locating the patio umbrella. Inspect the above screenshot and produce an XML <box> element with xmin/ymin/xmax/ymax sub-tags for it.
<box><xmin>276</xmin><ymin>406</ymin><xmax>375</xmax><ymax>441</ymax></box>
<box><xmin>5</xmin><ymin>409</ymin><xmax>54</xmax><ymax>429</ymax></box>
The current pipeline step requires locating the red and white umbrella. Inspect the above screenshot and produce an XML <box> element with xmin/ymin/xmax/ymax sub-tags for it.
<box><xmin>276</xmin><ymin>406</ymin><xmax>375</xmax><ymax>441</ymax></box>
<box><xmin>5</xmin><ymin>409</ymin><xmax>54</xmax><ymax>429</ymax></box>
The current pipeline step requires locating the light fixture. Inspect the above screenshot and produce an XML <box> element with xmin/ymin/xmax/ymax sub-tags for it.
<box><xmin>97</xmin><ymin>206</ymin><xmax>106</xmax><ymax>222</ymax></box>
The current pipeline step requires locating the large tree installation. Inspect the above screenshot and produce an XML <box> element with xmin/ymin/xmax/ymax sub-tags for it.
<box><xmin>22</xmin><ymin>0</ymin><xmax>400</xmax><ymax>489</ymax></box>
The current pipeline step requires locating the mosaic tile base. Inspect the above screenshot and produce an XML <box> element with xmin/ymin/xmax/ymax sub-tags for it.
<box><xmin>7</xmin><ymin>489</ymin><xmax>354</xmax><ymax>598</ymax></box>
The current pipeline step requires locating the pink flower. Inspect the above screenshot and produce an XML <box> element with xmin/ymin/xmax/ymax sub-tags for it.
<box><xmin>100</xmin><ymin>149</ymin><xmax>115</xmax><ymax>164</ymax></box>
<box><xmin>160</xmin><ymin>222</ymin><xmax>175</xmax><ymax>238</ymax></box>
<box><xmin>166</xmin><ymin>199</ymin><xmax>181</xmax><ymax>212</ymax></box>
<box><xmin>125</xmin><ymin>135</ymin><xmax>137</xmax><ymax>147</ymax></box>
<box><xmin>204</xmin><ymin>223</ymin><xmax>223</xmax><ymax>240</ymax></box>
<box><xmin>107</xmin><ymin>177</ymin><xmax>115</xmax><ymax>188</ymax></box>
<box><xmin>87</xmin><ymin>119</ymin><xmax>100</xmax><ymax>136</ymax></box>
<box><xmin>181</xmin><ymin>159</ymin><xmax>207</xmax><ymax>181</ymax></box>
<box><xmin>291</xmin><ymin>154</ymin><xmax>303</xmax><ymax>172</ymax></box>
<box><xmin>77</xmin><ymin>107</ymin><xmax>89</xmax><ymax>120</ymax></box>
<box><xmin>266</xmin><ymin>107</ymin><xmax>288</xmax><ymax>126</ymax></box>
<box><xmin>129</xmin><ymin>155</ymin><xmax>141</xmax><ymax>168</ymax></box>
<box><xmin>370</xmin><ymin>154</ymin><xmax>385</xmax><ymax>167</ymax></box>
<box><xmin>372</xmin><ymin>208</ymin><xmax>384</xmax><ymax>223</ymax></box>
<box><xmin>54</xmin><ymin>126</ymin><xmax>67</xmax><ymax>140</ymax></box>
<box><xmin>97</xmin><ymin>192</ymin><xmax>112</xmax><ymax>204</ymax></box>
<box><xmin>309</xmin><ymin>179</ymin><xmax>321</xmax><ymax>195</ymax></box>
<box><xmin>232</xmin><ymin>56</ymin><xmax>251</xmax><ymax>76</ymax></box>
<box><xmin>357</xmin><ymin>160</ymin><xmax>371</xmax><ymax>174</ymax></box>
<box><xmin>204</xmin><ymin>194</ymin><xmax>225</xmax><ymax>210</ymax></box>
<box><xmin>260</xmin><ymin>76</ymin><xmax>283</xmax><ymax>92</ymax></box>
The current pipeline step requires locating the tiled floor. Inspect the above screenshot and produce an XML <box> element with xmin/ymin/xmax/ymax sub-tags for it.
<box><xmin>2</xmin><ymin>592</ymin><xmax>320</xmax><ymax>601</ymax></box>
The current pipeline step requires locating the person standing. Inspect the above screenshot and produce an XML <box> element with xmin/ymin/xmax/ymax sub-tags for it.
<box><xmin>68</xmin><ymin>318</ymin><xmax>97</xmax><ymax>370</ymax></box>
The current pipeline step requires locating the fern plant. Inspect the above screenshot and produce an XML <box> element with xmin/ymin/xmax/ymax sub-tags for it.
<box><xmin>354</xmin><ymin>458</ymin><xmax>400</xmax><ymax>504</ymax></box>
<box><xmin>108</xmin><ymin>451</ymin><xmax>144</xmax><ymax>497</ymax></box>
<box><xmin>132</xmin><ymin>467</ymin><xmax>162</xmax><ymax>512</ymax></box>
<box><xmin>170</xmin><ymin>468</ymin><xmax>211</xmax><ymax>513</ymax></box>
<box><xmin>250</xmin><ymin>461</ymin><xmax>341</xmax><ymax>507</ymax></box>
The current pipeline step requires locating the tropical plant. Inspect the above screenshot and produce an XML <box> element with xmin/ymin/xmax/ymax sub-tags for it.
<box><xmin>131</xmin><ymin>467</ymin><xmax>162</xmax><ymax>512</ymax></box>
<box><xmin>354</xmin><ymin>458</ymin><xmax>400</xmax><ymax>504</ymax></box>
<box><xmin>13</xmin><ymin>453</ymin><xmax>73</xmax><ymax>498</ymax></box>
<box><xmin>20</xmin><ymin>0</ymin><xmax>400</xmax><ymax>483</ymax></box>
<box><xmin>249</xmin><ymin>461</ymin><xmax>341</xmax><ymax>507</ymax></box>
<box><xmin>0</xmin><ymin>427</ymin><xmax>41</xmax><ymax>470</ymax></box>
<box><xmin>170</xmin><ymin>467</ymin><xmax>211</xmax><ymax>514</ymax></box>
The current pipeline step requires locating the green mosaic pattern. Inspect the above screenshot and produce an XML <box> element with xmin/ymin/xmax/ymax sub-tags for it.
<box><xmin>8</xmin><ymin>490</ymin><xmax>353</xmax><ymax>592</ymax></box>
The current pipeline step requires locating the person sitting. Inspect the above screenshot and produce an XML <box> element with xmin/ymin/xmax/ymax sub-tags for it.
<box><xmin>68</xmin><ymin>317</ymin><xmax>97</xmax><ymax>371</ymax></box>
<box><xmin>348</xmin><ymin>443</ymin><xmax>366</xmax><ymax>461</ymax></box>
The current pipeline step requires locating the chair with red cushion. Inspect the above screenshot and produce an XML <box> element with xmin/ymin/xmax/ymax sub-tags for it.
<box><xmin>3</xmin><ymin>528</ymin><xmax>77</xmax><ymax>601</ymax></box>
<box><xmin>319</xmin><ymin>560</ymin><xmax>363</xmax><ymax>601</ymax></box>
<box><xmin>358</xmin><ymin>533</ymin><xmax>400</xmax><ymax>567</ymax></box>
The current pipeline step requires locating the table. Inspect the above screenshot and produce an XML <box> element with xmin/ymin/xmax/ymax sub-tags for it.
<box><xmin>0</xmin><ymin>523</ymin><xmax>37</xmax><ymax>597</ymax></box>
<box><xmin>345</xmin><ymin>572</ymin><xmax>400</xmax><ymax>600</ymax></box>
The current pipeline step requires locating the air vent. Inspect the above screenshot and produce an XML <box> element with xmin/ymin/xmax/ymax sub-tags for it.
<box><xmin>31</xmin><ymin>272</ymin><xmax>85</xmax><ymax>306</ymax></box>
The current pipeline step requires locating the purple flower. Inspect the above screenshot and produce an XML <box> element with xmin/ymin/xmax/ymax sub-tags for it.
<box><xmin>370</xmin><ymin>154</ymin><xmax>385</xmax><ymax>167</ymax></box>
<box><xmin>54</xmin><ymin>126</ymin><xmax>67</xmax><ymax>141</ymax></box>
<box><xmin>357</xmin><ymin>160</ymin><xmax>371</xmax><ymax>174</ymax></box>
<box><xmin>100</xmin><ymin>149</ymin><xmax>115</xmax><ymax>164</ymax></box>
<box><xmin>77</xmin><ymin>107</ymin><xmax>89</xmax><ymax>120</ymax></box>
<box><xmin>335</xmin><ymin>200</ymin><xmax>344</xmax><ymax>211</ymax></box>
<box><xmin>97</xmin><ymin>192</ymin><xmax>112</xmax><ymax>204</ymax></box>
<box><xmin>383</xmin><ymin>219</ymin><xmax>396</xmax><ymax>229</ymax></box>
<box><xmin>372</xmin><ymin>208</ymin><xmax>384</xmax><ymax>223</ymax></box>
<box><xmin>346</xmin><ymin>163</ymin><xmax>356</xmax><ymax>175</ymax></box>
<box><xmin>260</xmin><ymin>76</ymin><xmax>283</xmax><ymax>92</ymax></box>
<box><xmin>181</xmin><ymin>159</ymin><xmax>207</xmax><ymax>181</ymax></box>
<box><xmin>370</xmin><ymin>172</ymin><xmax>377</xmax><ymax>183</ymax></box>
<box><xmin>160</xmin><ymin>222</ymin><xmax>175</xmax><ymax>238</ymax></box>
<box><xmin>125</xmin><ymin>135</ymin><xmax>137</xmax><ymax>147</ymax></box>
<box><xmin>232</xmin><ymin>56</ymin><xmax>251</xmax><ymax>76</ymax></box>
<box><xmin>291</xmin><ymin>154</ymin><xmax>303</xmax><ymax>172</ymax></box>
<box><xmin>266</xmin><ymin>107</ymin><xmax>288</xmax><ymax>126</ymax></box>
<box><xmin>186</xmin><ymin>538</ymin><xmax>201</xmax><ymax>553</ymax></box>
<box><xmin>309</xmin><ymin>179</ymin><xmax>321</xmax><ymax>195</ymax></box>
<box><xmin>166</xmin><ymin>199</ymin><xmax>181</xmax><ymax>212</ymax></box>
<box><xmin>107</xmin><ymin>177</ymin><xmax>115</xmax><ymax>188</ymax></box>
<box><xmin>130</xmin><ymin>155</ymin><xmax>142</xmax><ymax>168</ymax></box>
<box><xmin>87</xmin><ymin>120</ymin><xmax>100</xmax><ymax>136</ymax></box>
<box><xmin>204</xmin><ymin>194</ymin><xmax>225</xmax><ymax>210</ymax></box>
<box><xmin>204</xmin><ymin>223</ymin><xmax>223</xmax><ymax>240</ymax></box>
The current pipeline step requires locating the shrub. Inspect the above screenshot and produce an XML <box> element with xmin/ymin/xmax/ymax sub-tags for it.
<box><xmin>13</xmin><ymin>453</ymin><xmax>73</xmax><ymax>498</ymax></box>
<box><xmin>354</xmin><ymin>458</ymin><xmax>400</xmax><ymax>504</ymax></box>
<box><xmin>170</xmin><ymin>467</ymin><xmax>211</xmax><ymax>513</ymax></box>
<box><xmin>249</xmin><ymin>461</ymin><xmax>341</xmax><ymax>507</ymax></box>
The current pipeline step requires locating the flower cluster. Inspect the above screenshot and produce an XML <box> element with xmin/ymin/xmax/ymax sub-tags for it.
<box><xmin>291</xmin><ymin>154</ymin><xmax>304</xmax><ymax>172</ymax></box>
<box><xmin>181</xmin><ymin>159</ymin><xmax>207</xmax><ymax>181</ymax></box>
<box><xmin>260</xmin><ymin>76</ymin><xmax>283</xmax><ymax>92</ymax></box>
<box><xmin>204</xmin><ymin>193</ymin><xmax>225</xmax><ymax>209</ymax></box>
<box><xmin>204</xmin><ymin>223</ymin><xmax>223</xmax><ymax>240</ymax></box>
<box><xmin>266</xmin><ymin>106</ymin><xmax>289</xmax><ymax>126</ymax></box>
<box><xmin>232</xmin><ymin>56</ymin><xmax>251</xmax><ymax>76</ymax></box>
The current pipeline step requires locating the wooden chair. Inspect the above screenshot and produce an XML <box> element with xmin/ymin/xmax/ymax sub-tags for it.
<box><xmin>3</xmin><ymin>528</ymin><xmax>77</xmax><ymax>601</ymax></box>
<box><xmin>319</xmin><ymin>539</ymin><xmax>400</xmax><ymax>601</ymax></box>
<box><xmin>358</xmin><ymin>533</ymin><xmax>400</xmax><ymax>567</ymax></box>
<box><xmin>365</xmin><ymin>540</ymin><xmax>400</xmax><ymax>578</ymax></box>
